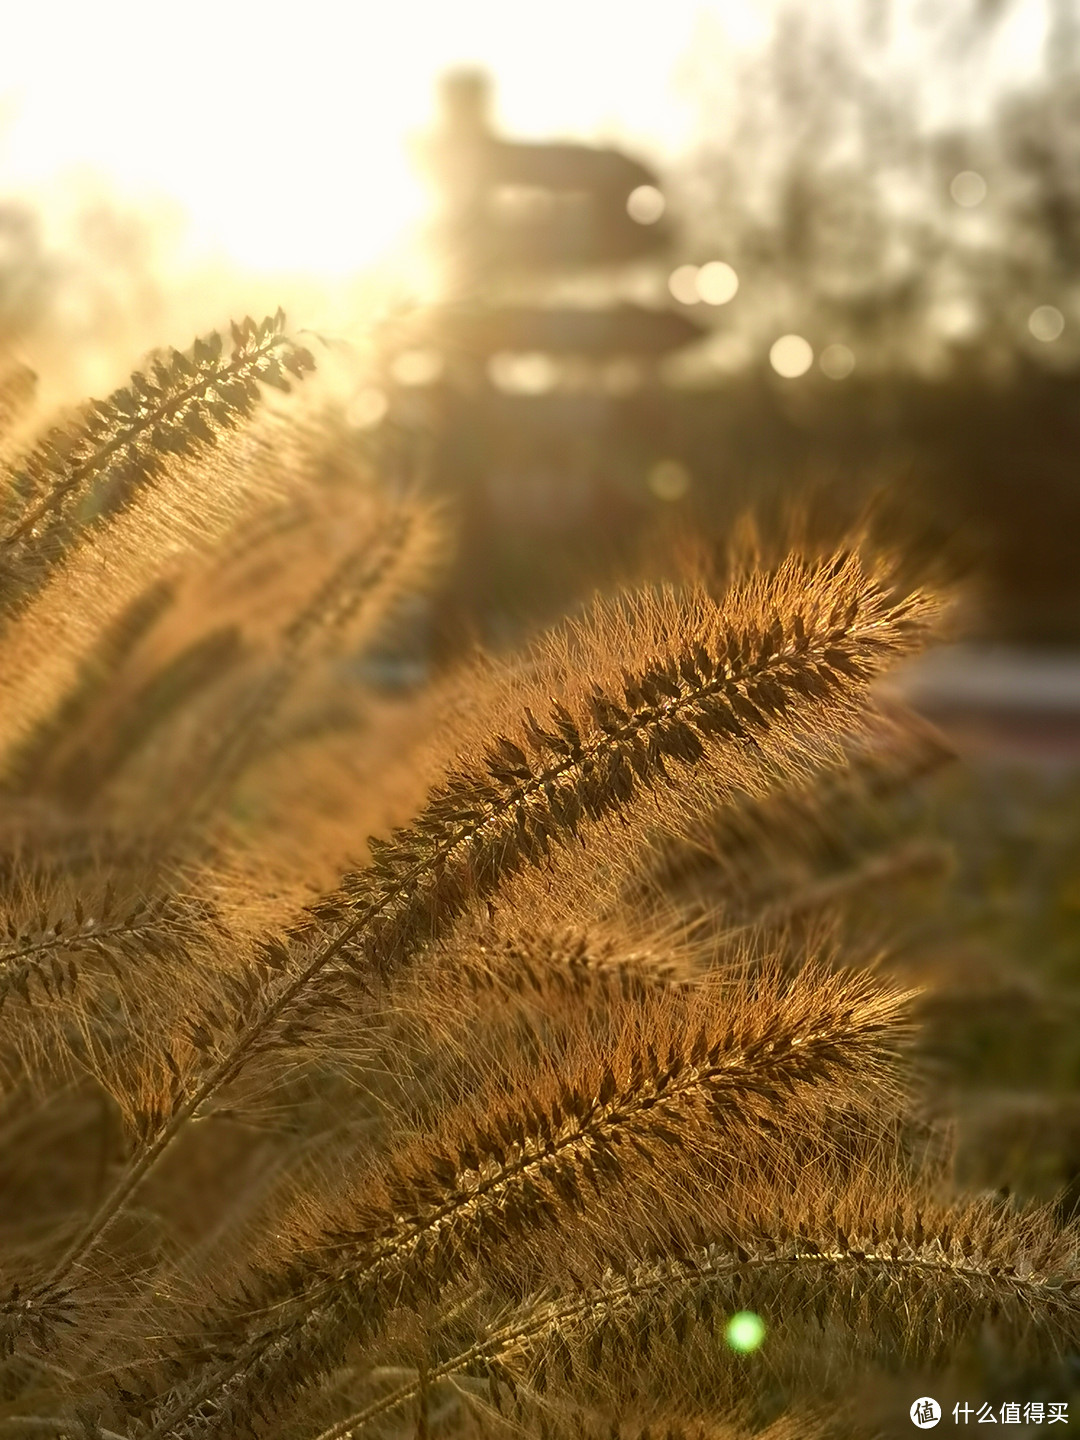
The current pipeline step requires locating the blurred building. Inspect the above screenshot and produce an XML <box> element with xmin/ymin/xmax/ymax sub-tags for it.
<box><xmin>380</xmin><ymin>70</ymin><xmax>706</xmax><ymax>631</ymax></box>
<box><xmin>373</xmin><ymin>55</ymin><xmax>1080</xmax><ymax>672</ymax></box>
<box><xmin>423</xmin><ymin>69</ymin><xmax>680</xmax><ymax>287</ymax></box>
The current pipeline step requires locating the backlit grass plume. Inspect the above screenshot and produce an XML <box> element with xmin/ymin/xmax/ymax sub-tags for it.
<box><xmin>332</xmin><ymin>1153</ymin><xmax>1080</xmax><ymax>1435</ymax></box>
<box><xmin>139</xmin><ymin>964</ymin><xmax>913</xmax><ymax>1437</ymax></box>
<box><xmin>3</xmin><ymin>307</ymin><xmax>1077</xmax><ymax>1440</ymax></box>
<box><xmin>496</xmin><ymin>1179</ymin><xmax>1080</xmax><ymax>1413</ymax></box>
<box><xmin>292</xmin><ymin>548</ymin><xmax>940</xmax><ymax>977</ymax></box>
<box><xmin>0</xmin><ymin>316</ymin><xmax>317</xmax><ymax>770</ymax></box>
<box><xmin>0</xmin><ymin>312</ymin><xmax>312</xmax><ymax>610</ymax></box>
<box><xmin>3</xmin><ymin>542</ymin><xmax>939</xmax><ymax>1359</ymax></box>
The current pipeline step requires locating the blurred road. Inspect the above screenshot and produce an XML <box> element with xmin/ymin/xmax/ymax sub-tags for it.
<box><xmin>892</xmin><ymin>645</ymin><xmax>1080</xmax><ymax>765</ymax></box>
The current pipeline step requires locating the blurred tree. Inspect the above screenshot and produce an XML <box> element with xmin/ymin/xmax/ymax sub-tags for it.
<box><xmin>659</xmin><ymin>0</ymin><xmax>1080</xmax><ymax>644</ymax></box>
<box><xmin>673</xmin><ymin>0</ymin><xmax>1080</xmax><ymax>378</ymax></box>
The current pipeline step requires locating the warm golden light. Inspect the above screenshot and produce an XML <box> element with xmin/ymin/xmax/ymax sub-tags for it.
<box><xmin>0</xmin><ymin>6</ymin><xmax>431</xmax><ymax>279</ymax></box>
<box><xmin>0</xmin><ymin>0</ymin><xmax>745</xmax><ymax>286</ymax></box>
<box><xmin>696</xmin><ymin>260</ymin><xmax>738</xmax><ymax>305</ymax></box>
<box><xmin>488</xmin><ymin>352</ymin><xmax>560</xmax><ymax>394</ymax></box>
<box><xmin>770</xmin><ymin>334</ymin><xmax>813</xmax><ymax>377</ymax></box>
<box><xmin>627</xmin><ymin>185</ymin><xmax>666</xmax><ymax>224</ymax></box>
<box><xmin>669</xmin><ymin>265</ymin><xmax>701</xmax><ymax>305</ymax></box>
<box><xmin>391</xmin><ymin>349</ymin><xmax>445</xmax><ymax>386</ymax></box>
<box><xmin>345</xmin><ymin>386</ymin><xmax>390</xmax><ymax>429</ymax></box>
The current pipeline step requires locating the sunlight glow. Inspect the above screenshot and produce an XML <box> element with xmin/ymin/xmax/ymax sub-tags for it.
<box><xmin>346</xmin><ymin>387</ymin><xmax>390</xmax><ymax>428</ymax></box>
<box><xmin>0</xmin><ymin>6</ymin><xmax>431</xmax><ymax>279</ymax></box>
<box><xmin>391</xmin><ymin>349</ymin><xmax>445</xmax><ymax>386</ymax></box>
<box><xmin>933</xmin><ymin>298</ymin><xmax>981</xmax><ymax>341</ymax></box>
<box><xmin>1</xmin><ymin>0</ymin><xmax>1029</xmax><ymax>294</ymax></box>
<box><xmin>0</xmin><ymin>0</ymin><xmax>745</xmax><ymax>283</ymax></box>
<box><xmin>488</xmin><ymin>352</ymin><xmax>560</xmax><ymax>394</ymax></box>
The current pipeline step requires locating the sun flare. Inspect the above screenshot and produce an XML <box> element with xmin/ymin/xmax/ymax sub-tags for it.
<box><xmin>0</xmin><ymin>0</ymin><xmax>748</xmax><ymax>283</ymax></box>
<box><xmin>1</xmin><ymin>11</ymin><xmax>439</xmax><ymax>279</ymax></box>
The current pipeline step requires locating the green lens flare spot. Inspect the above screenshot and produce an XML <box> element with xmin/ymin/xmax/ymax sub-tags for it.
<box><xmin>725</xmin><ymin>1311</ymin><xmax>766</xmax><ymax>1353</ymax></box>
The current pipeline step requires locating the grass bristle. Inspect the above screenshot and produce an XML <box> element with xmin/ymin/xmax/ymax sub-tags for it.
<box><xmin>0</xmin><ymin>310</ymin><xmax>1072</xmax><ymax>1440</ymax></box>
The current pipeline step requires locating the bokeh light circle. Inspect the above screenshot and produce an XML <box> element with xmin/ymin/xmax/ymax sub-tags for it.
<box><xmin>627</xmin><ymin>185</ymin><xmax>665</xmax><ymax>224</ymax></box>
<box><xmin>668</xmin><ymin>265</ymin><xmax>700</xmax><ymax>305</ymax></box>
<box><xmin>770</xmin><ymin>334</ymin><xmax>813</xmax><ymax>377</ymax></box>
<box><xmin>696</xmin><ymin>261</ymin><xmax>739</xmax><ymax>305</ymax></box>
<box><xmin>648</xmin><ymin>458</ymin><xmax>692</xmax><ymax>501</ymax></box>
<box><xmin>950</xmin><ymin>170</ymin><xmax>987</xmax><ymax>208</ymax></box>
<box><xmin>725</xmin><ymin>1311</ymin><xmax>766</xmax><ymax>1353</ymax></box>
<box><xmin>820</xmin><ymin>343</ymin><xmax>855</xmax><ymax>379</ymax></box>
<box><xmin>1029</xmin><ymin>305</ymin><xmax>1065</xmax><ymax>342</ymax></box>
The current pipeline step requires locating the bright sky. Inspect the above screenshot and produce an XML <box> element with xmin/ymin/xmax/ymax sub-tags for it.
<box><xmin>0</xmin><ymin>1</ymin><xmax>769</xmax><ymax>278</ymax></box>
<box><xmin>0</xmin><ymin>0</ymin><xmax>1050</xmax><ymax>280</ymax></box>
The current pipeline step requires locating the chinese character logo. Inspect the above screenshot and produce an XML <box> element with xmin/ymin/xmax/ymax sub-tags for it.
<box><xmin>911</xmin><ymin>1398</ymin><xmax>942</xmax><ymax>1428</ymax></box>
